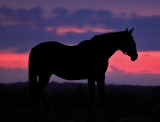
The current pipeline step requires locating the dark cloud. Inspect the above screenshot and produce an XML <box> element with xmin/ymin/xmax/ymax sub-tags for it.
<box><xmin>0</xmin><ymin>6</ymin><xmax>44</xmax><ymax>24</ymax></box>
<box><xmin>0</xmin><ymin>7</ymin><xmax>160</xmax><ymax>52</ymax></box>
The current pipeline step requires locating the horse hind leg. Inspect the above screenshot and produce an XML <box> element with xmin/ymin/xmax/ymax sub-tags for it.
<box><xmin>37</xmin><ymin>74</ymin><xmax>51</xmax><ymax>107</ymax></box>
<box><xmin>88</xmin><ymin>78</ymin><xmax>95</xmax><ymax>112</ymax></box>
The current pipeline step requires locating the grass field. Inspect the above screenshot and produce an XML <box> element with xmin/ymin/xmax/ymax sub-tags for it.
<box><xmin>0</xmin><ymin>82</ymin><xmax>160</xmax><ymax>122</ymax></box>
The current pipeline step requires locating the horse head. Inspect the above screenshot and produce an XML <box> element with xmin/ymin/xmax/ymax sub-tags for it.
<box><xmin>120</xmin><ymin>28</ymin><xmax>138</xmax><ymax>61</ymax></box>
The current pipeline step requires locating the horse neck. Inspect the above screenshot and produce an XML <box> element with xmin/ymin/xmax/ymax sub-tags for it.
<box><xmin>104</xmin><ymin>44</ymin><xmax>119</xmax><ymax>60</ymax></box>
<box><xmin>94</xmin><ymin>35</ymin><xmax>121</xmax><ymax>60</ymax></box>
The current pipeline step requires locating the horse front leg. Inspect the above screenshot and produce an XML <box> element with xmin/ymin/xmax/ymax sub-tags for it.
<box><xmin>88</xmin><ymin>78</ymin><xmax>95</xmax><ymax>112</ymax></box>
<box><xmin>96</xmin><ymin>74</ymin><xmax>105</xmax><ymax>109</ymax></box>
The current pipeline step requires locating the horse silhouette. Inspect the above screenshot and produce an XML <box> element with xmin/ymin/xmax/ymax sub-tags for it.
<box><xmin>29</xmin><ymin>28</ymin><xmax>138</xmax><ymax>110</ymax></box>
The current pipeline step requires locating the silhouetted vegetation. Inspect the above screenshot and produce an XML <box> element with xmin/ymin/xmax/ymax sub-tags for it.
<box><xmin>0</xmin><ymin>82</ymin><xmax>160</xmax><ymax>122</ymax></box>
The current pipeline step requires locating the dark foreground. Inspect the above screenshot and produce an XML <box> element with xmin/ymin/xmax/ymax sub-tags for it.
<box><xmin>0</xmin><ymin>82</ymin><xmax>160</xmax><ymax>122</ymax></box>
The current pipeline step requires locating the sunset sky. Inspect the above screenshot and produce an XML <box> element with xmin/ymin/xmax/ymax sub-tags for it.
<box><xmin>0</xmin><ymin>0</ymin><xmax>160</xmax><ymax>85</ymax></box>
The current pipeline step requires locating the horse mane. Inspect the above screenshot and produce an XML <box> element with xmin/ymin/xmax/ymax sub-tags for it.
<box><xmin>91</xmin><ymin>31</ymin><xmax>124</xmax><ymax>40</ymax></box>
<box><xmin>77</xmin><ymin>31</ymin><xmax>125</xmax><ymax>48</ymax></box>
<box><xmin>77</xmin><ymin>40</ymin><xmax>91</xmax><ymax>47</ymax></box>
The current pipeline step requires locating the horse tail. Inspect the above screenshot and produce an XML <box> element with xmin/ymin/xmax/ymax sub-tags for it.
<box><xmin>28</xmin><ymin>49</ymin><xmax>37</xmax><ymax>102</ymax></box>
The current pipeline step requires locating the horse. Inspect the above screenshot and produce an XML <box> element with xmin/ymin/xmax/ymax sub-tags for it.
<box><xmin>28</xmin><ymin>28</ymin><xmax>138</xmax><ymax>110</ymax></box>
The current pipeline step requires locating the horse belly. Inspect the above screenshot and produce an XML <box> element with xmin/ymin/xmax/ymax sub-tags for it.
<box><xmin>53</xmin><ymin>70</ymin><xmax>88</xmax><ymax>80</ymax></box>
<box><xmin>50</xmin><ymin>57</ymin><xmax>91</xmax><ymax>80</ymax></box>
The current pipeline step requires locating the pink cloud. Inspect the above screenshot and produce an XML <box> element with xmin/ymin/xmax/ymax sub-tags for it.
<box><xmin>45</xmin><ymin>26</ymin><xmax>54</xmax><ymax>32</ymax></box>
<box><xmin>55</xmin><ymin>26</ymin><xmax>114</xmax><ymax>35</ymax></box>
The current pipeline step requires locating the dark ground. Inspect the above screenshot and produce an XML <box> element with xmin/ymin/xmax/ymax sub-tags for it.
<box><xmin>0</xmin><ymin>82</ymin><xmax>160</xmax><ymax>122</ymax></box>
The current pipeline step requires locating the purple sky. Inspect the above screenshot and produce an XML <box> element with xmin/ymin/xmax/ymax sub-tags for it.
<box><xmin>1</xmin><ymin>0</ymin><xmax>160</xmax><ymax>16</ymax></box>
<box><xmin>0</xmin><ymin>0</ymin><xmax>160</xmax><ymax>85</ymax></box>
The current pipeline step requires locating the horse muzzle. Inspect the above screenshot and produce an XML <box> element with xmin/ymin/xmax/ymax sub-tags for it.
<box><xmin>131</xmin><ymin>53</ymin><xmax>138</xmax><ymax>61</ymax></box>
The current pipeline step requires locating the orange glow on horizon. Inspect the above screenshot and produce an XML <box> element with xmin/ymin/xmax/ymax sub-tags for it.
<box><xmin>0</xmin><ymin>51</ymin><xmax>160</xmax><ymax>75</ymax></box>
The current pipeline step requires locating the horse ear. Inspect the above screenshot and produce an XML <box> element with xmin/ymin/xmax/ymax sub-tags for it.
<box><xmin>129</xmin><ymin>28</ymin><xmax>134</xmax><ymax>34</ymax></box>
<box><xmin>125</xmin><ymin>28</ymin><xmax>128</xmax><ymax>32</ymax></box>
